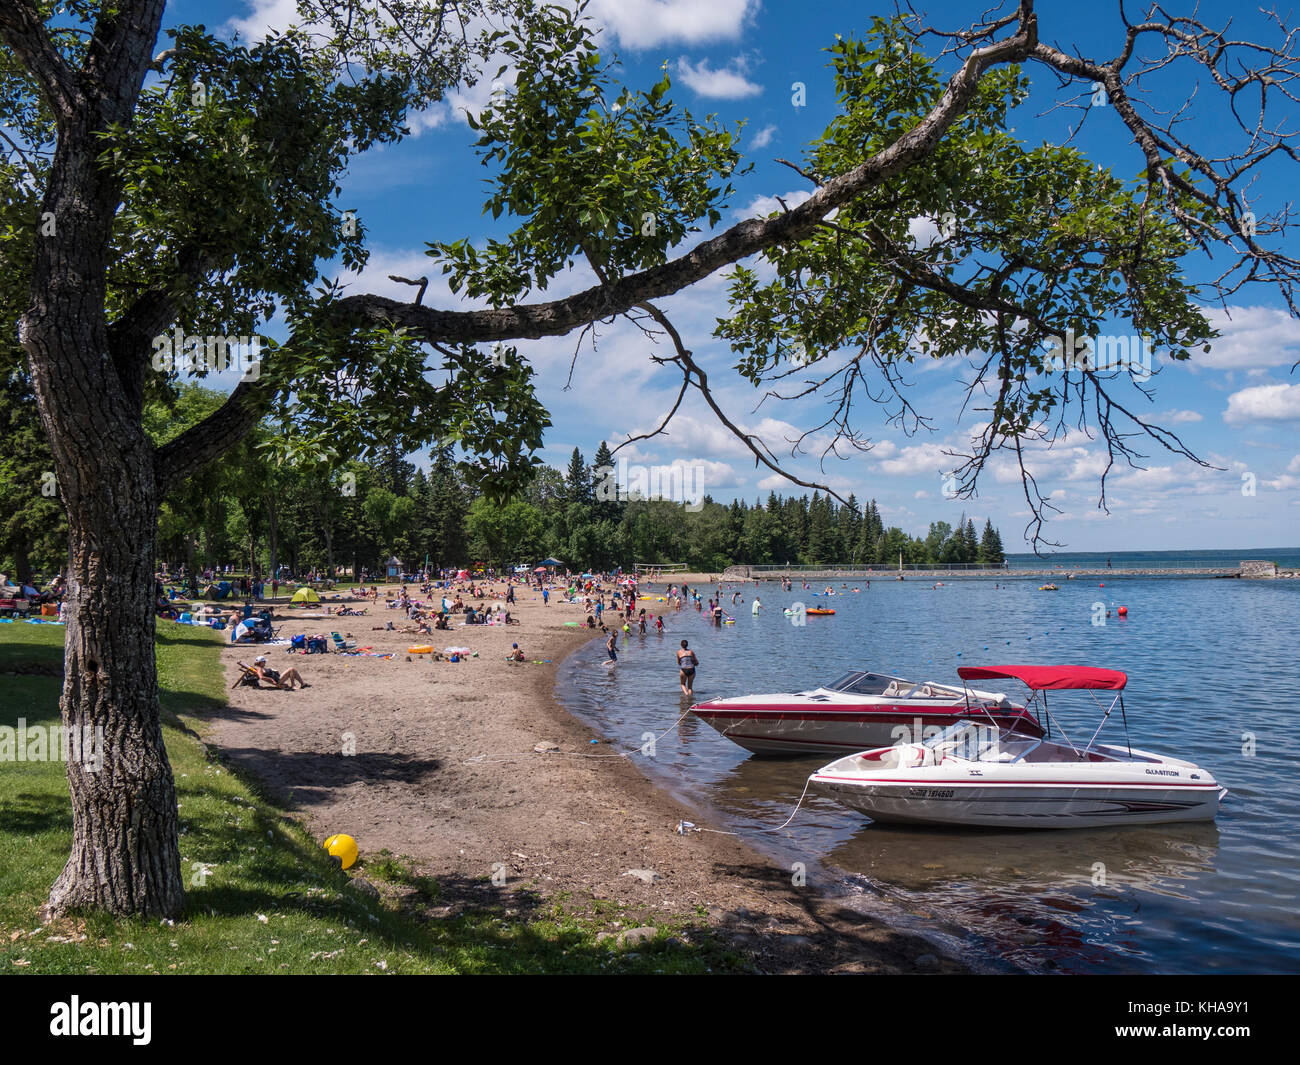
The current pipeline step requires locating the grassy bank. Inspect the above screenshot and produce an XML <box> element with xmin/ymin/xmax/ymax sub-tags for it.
<box><xmin>0</xmin><ymin>621</ymin><xmax>745</xmax><ymax>974</ymax></box>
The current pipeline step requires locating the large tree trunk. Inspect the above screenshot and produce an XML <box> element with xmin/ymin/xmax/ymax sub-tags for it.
<box><xmin>17</xmin><ymin>19</ymin><xmax>181</xmax><ymax>913</ymax></box>
<box><xmin>265</xmin><ymin>495</ymin><xmax>278</xmax><ymax>580</ymax></box>
<box><xmin>320</xmin><ymin>510</ymin><xmax>335</xmax><ymax>577</ymax></box>
<box><xmin>13</xmin><ymin>545</ymin><xmax>32</xmax><ymax>588</ymax></box>
<box><xmin>45</xmin><ymin>478</ymin><xmax>183</xmax><ymax>917</ymax></box>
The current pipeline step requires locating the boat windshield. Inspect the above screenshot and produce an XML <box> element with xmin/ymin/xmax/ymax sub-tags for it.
<box><xmin>922</xmin><ymin>721</ymin><xmax>1007</xmax><ymax>762</ymax></box>
<box><xmin>824</xmin><ymin>671</ymin><xmax>898</xmax><ymax>695</ymax></box>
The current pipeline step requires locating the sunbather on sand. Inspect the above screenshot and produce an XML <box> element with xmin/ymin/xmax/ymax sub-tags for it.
<box><xmin>246</xmin><ymin>655</ymin><xmax>307</xmax><ymax>690</ymax></box>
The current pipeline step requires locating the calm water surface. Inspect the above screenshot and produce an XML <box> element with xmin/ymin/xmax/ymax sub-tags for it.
<box><xmin>555</xmin><ymin>573</ymin><xmax>1300</xmax><ymax>973</ymax></box>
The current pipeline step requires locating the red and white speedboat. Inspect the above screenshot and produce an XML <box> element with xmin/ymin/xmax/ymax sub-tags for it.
<box><xmin>809</xmin><ymin>665</ymin><xmax>1226</xmax><ymax>829</ymax></box>
<box><xmin>690</xmin><ymin>670</ymin><xmax>1042</xmax><ymax>756</ymax></box>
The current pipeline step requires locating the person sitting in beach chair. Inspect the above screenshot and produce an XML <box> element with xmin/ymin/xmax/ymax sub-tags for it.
<box><xmin>246</xmin><ymin>616</ymin><xmax>276</xmax><ymax>642</ymax></box>
<box><xmin>231</xmin><ymin>617</ymin><xmax>259</xmax><ymax>642</ymax></box>
<box><xmin>239</xmin><ymin>656</ymin><xmax>307</xmax><ymax>690</ymax></box>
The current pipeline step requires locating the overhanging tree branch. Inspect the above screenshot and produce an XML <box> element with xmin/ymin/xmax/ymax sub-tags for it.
<box><xmin>0</xmin><ymin>2</ymin><xmax>82</xmax><ymax>121</ymax></box>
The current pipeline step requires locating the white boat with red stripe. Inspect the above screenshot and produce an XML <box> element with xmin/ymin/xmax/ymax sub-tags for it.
<box><xmin>690</xmin><ymin>670</ymin><xmax>1042</xmax><ymax>756</ymax></box>
<box><xmin>808</xmin><ymin>665</ymin><xmax>1225</xmax><ymax>829</ymax></box>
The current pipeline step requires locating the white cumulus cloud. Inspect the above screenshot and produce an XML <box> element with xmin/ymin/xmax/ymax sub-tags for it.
<box><xmin>1156</xmin><ymin>409</ymin><xmax>1204</xmax><ymax>424</ymax></box>
<box><xmin>1199</xmin><ymin>305</ymin><xmax>1300</xmax><ymax>370</ymax></box>
<box><xmin>735</xmin><ymin>189</ymin><xmax>813</xmax><ymax>220</ymax></box>
<box><xmin>674</xmin><ymin>56</ymin><xmax>762</xmax><ymax>99</ymax></box>
<box><xmin>587</xmin><ymin>0</ymin><xmax>757</xmax><ymax>49</ymax></box>
<box><xmin>1224</xmin><ymin>382</ymin><xmax>1300</xmax><ymax>424</ymax></box>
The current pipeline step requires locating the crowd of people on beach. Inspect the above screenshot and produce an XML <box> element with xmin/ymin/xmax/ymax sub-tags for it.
<box><xmin>117</xmin><ymin>560</ymin><xmax>767</xmax><ymax>700</ymax></box>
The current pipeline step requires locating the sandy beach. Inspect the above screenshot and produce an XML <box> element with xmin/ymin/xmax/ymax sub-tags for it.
<box><xmin>197</xmin><ymin>583</ymin><xmax>964</xmax><ymax>973</ymax></box>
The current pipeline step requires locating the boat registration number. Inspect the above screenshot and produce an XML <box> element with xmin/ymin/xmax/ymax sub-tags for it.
<box><xmin>907</xmin><ymin>788</ymin><xmax>955</xmax><ymax>799</ymax></box>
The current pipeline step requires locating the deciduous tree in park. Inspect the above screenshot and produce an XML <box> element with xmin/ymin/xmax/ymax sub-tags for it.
<box><xmin>0</xmin><ymin>0</ymin><xmax>1295</xmax><ymax>917</ymax></box>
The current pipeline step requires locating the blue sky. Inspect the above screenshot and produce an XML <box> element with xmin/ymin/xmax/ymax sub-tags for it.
<box><xmin>180</xmin><ymin>1</ymin><xmax>1299</xmax><ymax>551</ymax></box>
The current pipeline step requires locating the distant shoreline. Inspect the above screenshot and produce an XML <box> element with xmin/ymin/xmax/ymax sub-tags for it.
<box><xmin>689</xmin><ymin>564</ymin><xmax>1298</xmax><ymax>582</ymax></box>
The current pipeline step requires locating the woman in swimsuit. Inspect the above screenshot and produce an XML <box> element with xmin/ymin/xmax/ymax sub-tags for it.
<box><xmin>250</xmin><ymin>655</ymin><xmax>306</xmax><ymax>690</ymax></box>
<box><xmin>676</xmin><ymin>640</ymin><xmax>698</xmax><ymax>696</ymax></box>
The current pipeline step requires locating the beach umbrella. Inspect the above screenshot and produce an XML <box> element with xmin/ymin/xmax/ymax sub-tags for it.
<box><xmin>290</xmin><ymin>586</ymin><xmax>320</xmax><ymax>604</ymax></box>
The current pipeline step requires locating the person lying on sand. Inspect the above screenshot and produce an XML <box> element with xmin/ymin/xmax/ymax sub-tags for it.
<box><xmin>239</xmin><ymin>656</ymin><xmax>307</xmax><ymax>690</ymax></box>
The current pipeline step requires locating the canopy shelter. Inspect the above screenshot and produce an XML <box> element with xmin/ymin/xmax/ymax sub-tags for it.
<box><xmin>958</xmin><ymin>664</ymin><xmax>1131</xmax><ymax>756</ymax></box>
<box><xmin>539</xmin><ymin>558</ymin><xmax>563</xmax><ymax>567</ymax></box>
<box><xmin>290</xmin><ymin>586</ymin><xmax>320</xmax><ymax>605</ymax></box>
<box><xmin>957</xmin><ymin>664</ymin><xmax>1127</xmax><ymax>691</ymax></box>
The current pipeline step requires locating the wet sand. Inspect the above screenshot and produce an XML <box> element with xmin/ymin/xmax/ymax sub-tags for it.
<box><xmin>196</xmin><ymin>585</ymin><xmax>965</xmax><ymax>973</ymax></box>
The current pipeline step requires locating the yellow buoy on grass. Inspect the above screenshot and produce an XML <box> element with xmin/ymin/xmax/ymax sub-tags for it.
<box><xmin>324</xmin><ymin>833</ymin><xmax>359</xmax><ymax>870</ymax></box>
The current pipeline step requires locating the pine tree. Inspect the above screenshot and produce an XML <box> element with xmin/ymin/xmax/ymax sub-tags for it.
<box><xmin>589</xmin><ymin>440</ymin><xmax>617</xmax><ymax>513</ymax></box>
<box><xmin>565</xmin><ymin>447</ymin><xmax>591</xmax><ymax>507</ymax></box>
<box><xmin>806</xmin><ymin>493</ymin><xmax>839</xmax><ymax>563</ymax></box>
<box><xmin>979</xmin><ymin>519</ymin><xmax>1005</xmax><ymax>564</ymax></box>
<box><xmin>427</xmin><ymin>446</ymin><xmax>467</xmax><ymax>568</ymax></box>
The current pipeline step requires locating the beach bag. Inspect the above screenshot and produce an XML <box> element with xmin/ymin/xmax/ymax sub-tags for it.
<box><xmin>291</xmin><ymin>634</ymin><xmax>306</xmax><ymax>650</ymax></box>
<box><xmin>307</xmin><ymin>635</ymin><xmax>328</xmax><ymax>654</ymax></box>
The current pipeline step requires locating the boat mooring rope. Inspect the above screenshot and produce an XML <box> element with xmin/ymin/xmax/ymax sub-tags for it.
<box><xmin>684</xmin><ymin>776</ymin><xmax>814</xmax><ymax>837</ymax></box>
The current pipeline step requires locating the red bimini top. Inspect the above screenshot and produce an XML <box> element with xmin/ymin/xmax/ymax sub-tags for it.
<box><xmin>957</xmin><ymin>664</ymin><xmax>1128</xmax><ymax>691</ymax></box>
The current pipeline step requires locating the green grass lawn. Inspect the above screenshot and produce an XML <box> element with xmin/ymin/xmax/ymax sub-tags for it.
<box><xmin>0</xmin><ymin>620</ymin><xmax>745</xmax><ymax>974</ymax></box>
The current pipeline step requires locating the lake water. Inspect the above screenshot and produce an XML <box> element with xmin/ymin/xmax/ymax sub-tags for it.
<box><xmin>555</xmin><ymin>569</ymin><xmax>1300</xmax><ymax>973</ymax></box>
<box><xmin>1005</xmin><ymin>546</ymin><xmax>1300</xmax><ymax>570</ymax></box>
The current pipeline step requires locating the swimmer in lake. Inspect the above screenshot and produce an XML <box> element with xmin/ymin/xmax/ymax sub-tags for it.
<box><xmin>677</xmin><ymin>640</ymin><xmax>698</xmax><ymax>696</ymax></box>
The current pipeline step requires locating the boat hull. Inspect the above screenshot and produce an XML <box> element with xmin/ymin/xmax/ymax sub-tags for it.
<box><xmin>810</xmin><ymin>779</ymin><xmax>1221</xmax><ymax>828</ymax></box>
<box><xmin>691</xmin><ymin>705</ymin><xmax>1040</xmax><ymax>756</ymax></box>
<box><xmin>810</xmin><ymin>747</ymin><xmax>1222</xmax><ymax>828</ymax></box>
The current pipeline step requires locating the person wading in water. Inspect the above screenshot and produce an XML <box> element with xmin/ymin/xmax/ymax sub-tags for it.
<box><xmin>676</xmin><ymin>640</ymin><xmax>698</xmax><ymax>697</ymax></box>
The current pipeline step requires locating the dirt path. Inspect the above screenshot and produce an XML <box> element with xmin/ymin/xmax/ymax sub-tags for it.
<box><xmin>196</xmin><ymin>587</ymin><xmax>964</xmax><ymax>973</ymax></box>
